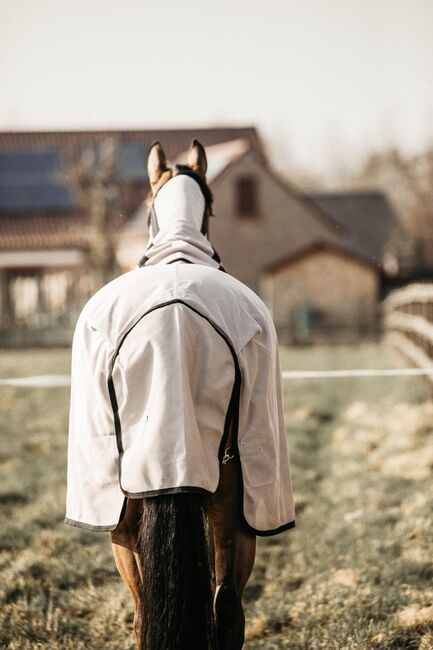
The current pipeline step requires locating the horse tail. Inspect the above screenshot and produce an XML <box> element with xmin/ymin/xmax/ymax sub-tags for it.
<box><xmin>138</xmin><ymin>493</ymin><xmax>216</xmax><ymax>649</ymax></box>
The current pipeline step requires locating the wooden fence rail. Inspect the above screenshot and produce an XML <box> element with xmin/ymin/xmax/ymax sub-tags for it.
<box><xmin>384</xmin><ymin>283</ymin><xmax>433</xmax><ymax>383</ymax></box>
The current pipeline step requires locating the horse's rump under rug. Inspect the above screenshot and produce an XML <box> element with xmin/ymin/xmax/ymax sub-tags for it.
<box><xmin>65</xmin><ymin>177</ymin><xmax>295</xmax><ymax>536</ymax></box>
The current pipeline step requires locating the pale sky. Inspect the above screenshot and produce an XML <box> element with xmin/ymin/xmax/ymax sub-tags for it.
<box><xmin>1</xmin><ymin>0</ymin><xmax>432</xmax><ymax>178</ymax></box>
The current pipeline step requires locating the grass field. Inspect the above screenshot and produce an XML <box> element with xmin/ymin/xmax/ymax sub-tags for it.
<box><xmin>0</xmin><ymin>344</ymin><xmax>432</xmax><ymax>649</ymax></box>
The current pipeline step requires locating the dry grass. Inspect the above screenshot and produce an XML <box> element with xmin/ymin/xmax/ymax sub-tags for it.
<box><xmin>0</xmin><ymin>344</ymin><xmax>432</xmax><ymax>649</ymax></box>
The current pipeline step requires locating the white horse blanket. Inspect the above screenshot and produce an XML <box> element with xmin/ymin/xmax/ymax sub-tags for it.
<box><xmin>65</xmin><ymin>176</ymin><xmax>295</xmax><ymax>535</ymax></box>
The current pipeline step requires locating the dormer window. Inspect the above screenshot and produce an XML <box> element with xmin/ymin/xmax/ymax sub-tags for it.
<box><xmin>236</xmin><ymin>176</ymin><xmax>259</xmax><ymax>217</ymax></box>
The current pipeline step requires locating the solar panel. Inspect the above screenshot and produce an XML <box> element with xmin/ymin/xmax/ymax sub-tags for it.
<box><xmin>0</xmin><ymin>148</ymin><xmax>74</xmax><ymax>212</ymax></box>
<box><xmin>76</xmin><ymin>141</ymin><xmax>147</xmax><ymax>180</ymax></box>
<box><xmin>0</xmin><ymin>149</ymin><xmax>65</xmax><ymax>176</ymax></box>
<box><xmin>0</xmin><ymin>184</ymin><xmax>74</xmax><ymax>211</ymax></box>
<box><xmin>0</xmin><ymin>142</ymin><xmax>148</xmax><ymax>212</ymax></box>
<box><xmin>118</xmin><ymin>142</ymin><xmax>147</xmax><ymax>180</ymax></box>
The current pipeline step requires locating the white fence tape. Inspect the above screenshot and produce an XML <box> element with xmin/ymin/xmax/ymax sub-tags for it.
<box><xmin>1</xmin><ymin>368</ymin><xmax>433</xmax><ymax>387</ymax></box>
<box><xmin>0</xmin><ymin>375</ymin><xmax>71</xmax><ymax>387</ymax></box>
<box><xmin>281</xmin><ymin>368</ymin><xmax>433</xmax><ymax>379</ymax></box>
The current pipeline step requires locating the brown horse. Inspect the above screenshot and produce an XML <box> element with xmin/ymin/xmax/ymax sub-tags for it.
<box><xmin>110</xmin><ymin>142</ymin><xmax>256</xmax><ymax>649</ymax></box>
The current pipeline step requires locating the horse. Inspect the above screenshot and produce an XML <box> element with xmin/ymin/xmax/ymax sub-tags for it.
<box><xmin>65</xmin><ymin>140</ymin><xmax>295</xmax><ymax>649</ymax></box>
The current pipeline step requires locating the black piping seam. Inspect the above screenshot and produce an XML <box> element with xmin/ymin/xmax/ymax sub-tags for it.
<box><xmin>138</xmin><ymin>251</ymin><xmax>224</xmax><ymax>272</ymax></box>
<box><xmin>166</xmin><ymin>258</ymin><xmax>194</xmax><ymax>265</ymax></box>
<box><xmin>211</xmin><ymin>248</ymin><xmax>226</xmax><ymax>272</ymax></box>
<box><xmin>211</xmin><ymin>247</ymin><xmax>221</xmax><ymax>263</ymax></box>
<box><xmin>105</xmin><ymin>298</ymin><xmax>294</xmax><ymax>537</ymax></box>
<box><xmin>255</xmin><ymin>519</ymin><xmax>296</xmax><ymax>536</ymax></box>
<box><xmin>165</xmin><ymin>257</ymin><xmax>225</xmax><ymax>272</ymax></box>
<box><xmin>138</xmin><ymin>242</ymin><xmax>152</xmax><ymax>267</ymax></box>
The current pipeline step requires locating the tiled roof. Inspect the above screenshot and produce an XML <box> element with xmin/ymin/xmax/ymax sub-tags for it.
<box><xmin>0</xmin><ymin>127</ymin><xmax>263</xmax><ymax>251</ymax></box>
<box><xmin>0</xmin><ymin>214</ymin><xmax>89</xmax><ymax>250</ymax></box>
<box><xmin>0</xmin><ymin>148</ymin><xmax>74</xmax><ymax>213</ymax></box>
<box><xmin>0</xmin><ymin>127</ymin><xmax>264</xmax><ymax>161</ymax></box>
<box><xmin>305</xmin><ymin>191</ymin><xmax>399</xmax><ymax>264</ymax></box>
<box><xmin>265</xmin><ymin>240</ymin><xmax>378</xmax><ymax>273</ymax></box>
<box><xmin>0</xmin><ymin>212</ymin><xmax>125</xmax><ymax>250</ymax></box>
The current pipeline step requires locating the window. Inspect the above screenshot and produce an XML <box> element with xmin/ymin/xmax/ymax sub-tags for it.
<box><xmin>236</xmin><ymin>176</ymin><xmax>259</xmax><ymax>217</ymax></box>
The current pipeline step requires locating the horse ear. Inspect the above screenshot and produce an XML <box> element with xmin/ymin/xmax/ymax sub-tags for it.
<box><xmin>187</xmin><ymin>139</ymin><xmax>207</xmax><ymax>179</ymax></box>
<box><xmin>148</xmin><ymin>141</ymin><xmax>167</xmax><ymax>189</ymax></box>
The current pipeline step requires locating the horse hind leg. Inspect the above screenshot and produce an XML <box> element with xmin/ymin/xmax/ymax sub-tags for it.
<box><xmin>214</xmin><ymin>575</ymin><xmax>245</xmax><ymax>650</ymax></box>
<box><xmin>209</xmin><ymin>458</ymin><xmax>256</xmax><ymax>650</ymax></box>
<box><xmin>111</xmin><ymin>498</ymin><xmax>143</xmax><ymax>648</ymax></box>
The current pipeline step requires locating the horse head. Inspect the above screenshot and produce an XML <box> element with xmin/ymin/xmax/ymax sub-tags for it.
<box><xmin>146</xmin><ymin>140</ymin><xmax>213</xmax><ymax>240</ymax></box>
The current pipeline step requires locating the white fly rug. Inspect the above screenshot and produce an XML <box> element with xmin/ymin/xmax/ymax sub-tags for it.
<box><xmin>65</xmin><ymin>176</ymin><xmax>295</xmax><ymax>535</ymax></box>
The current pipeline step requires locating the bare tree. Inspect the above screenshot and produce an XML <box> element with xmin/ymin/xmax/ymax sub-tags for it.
<box><xmin>76</xmin><ymin>138</ymin><xmax>120</xmax><ymax>289</ymax></box>
<box><xmin>357</xmin><ymin>147</ymin><xmax>433</xmax><ymax>274</ymax></box>
<box><xmin>0</xmin><ymin>269</ymin><xmax>15</xmax><ymax>329</ymax></box>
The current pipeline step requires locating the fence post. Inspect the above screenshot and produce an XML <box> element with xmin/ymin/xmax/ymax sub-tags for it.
<box><xmin>384</xmin><ymin>283</ymin><xmax>433</xmax><ymax>384</ymax></box>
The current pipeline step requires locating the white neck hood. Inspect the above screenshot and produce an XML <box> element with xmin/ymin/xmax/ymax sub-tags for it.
<box><xmin>141</xmin><ymin>175</ymin><xmax>221</xmax><ymax>269</ymax></box>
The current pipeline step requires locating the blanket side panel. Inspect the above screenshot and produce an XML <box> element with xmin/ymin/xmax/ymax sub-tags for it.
<box><xmin>237</xmin><ymin>329</ymin><xmax>295</xmax><ymax>535</ymax></box>
<box><xmin>66</xmin><ymin>318</ymin><xmax>125</xmax><ymax>530</ymax></box>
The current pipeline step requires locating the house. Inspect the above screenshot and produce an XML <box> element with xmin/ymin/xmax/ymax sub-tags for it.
<box><xmin>305</xmin><ymin>191</ymin><xmax>401</xmax><ymax>283</ymax></box>
<box><xmin>201</xmin><ymin>141</ymin><xmax>342</xmax><ymax>295</ymax></box>
<box><xmin>0</xmin><ymin>128</ymin><xmax>263</xmax><ymax>335</ymax></box>
<box><xmin>121</xmin><ymin>139</ymin><xmax>343</xmax><ymax>291</ymax></box>
<box><xmin>261</xmin><ymin>243</ymin><xmax>379</xmax><ymax>343</ymax></box>
<box><xmin>259</xmin><ymin>191</ymin><xmax>400</xmax><ymax>342</ymax></box>
<box><xmin>0</xmin><ymin>127</ymin><xmax>400</xmax><ymax>344</ymax></box>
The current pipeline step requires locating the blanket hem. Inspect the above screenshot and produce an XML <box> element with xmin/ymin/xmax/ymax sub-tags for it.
<box><xmin>64</xmin><ymin>513</ymin><xmax>296</xmax><ymax>535</ymax></box>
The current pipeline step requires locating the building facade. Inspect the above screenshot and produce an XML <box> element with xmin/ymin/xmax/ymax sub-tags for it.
<box><xmin>262</xmin><ymin>244</ymin><xmax>379</xmax><ymax>343</ymax></box>
<box><xmin>208</xmin><ymin>146</ymin><xmax>341</xmax><ymax>294</ymax></box>
<box><xmin>0</xmin><ymin>127</ymin><xmax>400</xmax><ymax>344</ymax></box>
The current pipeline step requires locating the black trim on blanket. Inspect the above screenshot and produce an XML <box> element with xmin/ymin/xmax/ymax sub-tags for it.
<box><xmin>64</xmin><ymin>517</ymin><xmax>119</xmax><ymax>532</ymax></box>
<box><xmin>124</xmin><ymin>485</ymin><xmax>211</xmax><ymax>499</ymax></box>
<box><xmin>166</xmin><ymin>258</ymin><xmax>193</xmax><ymax>264</ymax></box>
<box><xmin>139</xmin><ymin>254</ymin><xmax>225</xmax><ymax>271</ymax></box>
<box><xmin>65</xmin><ymin>513</ymin><xmax>295</xmax><ymax>535</ymax></box>
<box><xmin>105</xmin><ymin>299</ymin><xmax>294</xmax><ymax>537</ymax></box>
<box><xmin>211</xmin><ymin>246</ymin><xmax>226</xmax><ymax>272</ymax></box>
<box><xmin>255</xmin><ymin>519</ymin><xmax>296</xmax><ymax>536</ymax></box>
<box><xmin>64</xmin><ymin>496</ymin><xmax>128</xmax><ymax>533</ymax></box>
<box><xmin>137</xmin><ymin>242</ymin><xmax>152</xmax><ymax>268</ymax></box>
